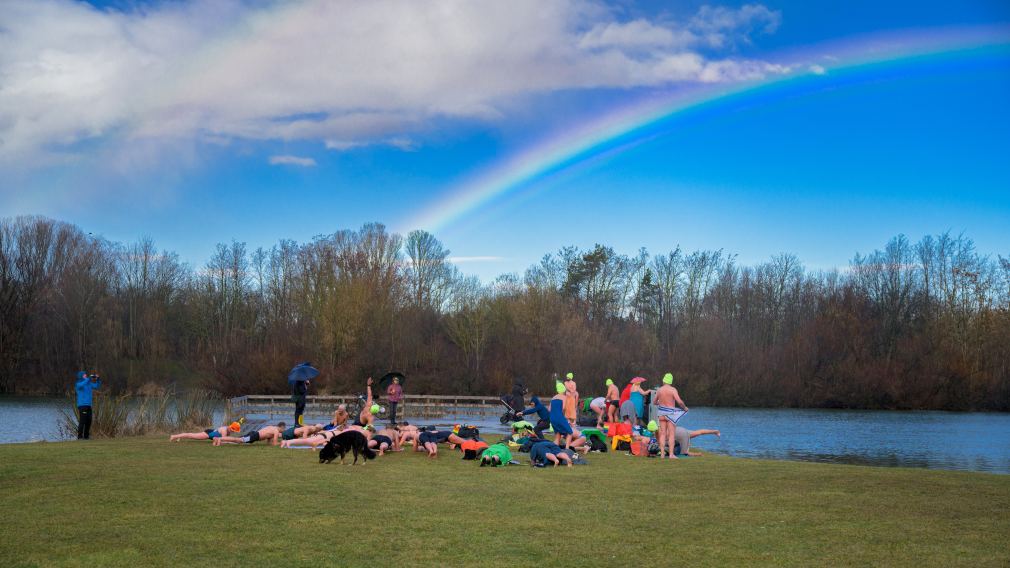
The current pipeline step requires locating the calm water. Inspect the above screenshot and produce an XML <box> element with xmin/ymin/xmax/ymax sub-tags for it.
<box><xmin>3</xmin><ymin>397</ymin><xmax>1008</xmax><ymax>474</ymax></box>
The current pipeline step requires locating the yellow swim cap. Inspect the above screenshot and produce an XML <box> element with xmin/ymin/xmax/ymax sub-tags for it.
<box><xmin>555</xmin><ymin>381</ymin><xmax>566</xmax><ymax>394</ymax></box>
<box><xmin>647</xmin><ymin>420</ymin><xmax>658</xmax><ymax>432</ymax></box>
<box><xmin>663</xmin><ymin>373</ymin><xmax>673</xmax><ymax>385</ymax></box>
<box><xmin>566</xmin><ymin>372</ymin><xmax>574</xmax><ymax>380</ymax></box>
<box><xmin>605</xmin><ymin>378</ymin><xmax>614</xmax><ymax>386</ymax></box>
<box><xmin>370</xmin><ymin>404</ymin><xmax>381</xmax><ymax>414</ymax></box>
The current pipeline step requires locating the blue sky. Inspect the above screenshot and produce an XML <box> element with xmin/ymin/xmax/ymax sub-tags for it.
<box><xmin>2</xmin><ymin>0</ymin><xmax>1008</xmax><ymax>280</ymax></box>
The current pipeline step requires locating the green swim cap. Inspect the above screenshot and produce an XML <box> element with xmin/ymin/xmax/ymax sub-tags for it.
<box><xmin>605</xmin><ymin>378</ymin><xmax>614</xmax><ymax>386</ymax></box>
<box><xmin>663</xmin><ymin>373</ymin><xmax>673</xmax><ymax>385</ymax></box>
<box><xmin>370</xmin><ymin>404</ymin><xmax>381</xmax><ymax>414</ymax></box>
<box><xmin>555</xmin><ymin>381</ymin><xmax>566</xmax><ymax>394</ymax></box>
<box><xmin>566</xmin><ymin>372</ymin><xmax>574</xmax><ymax>380</ymax></box>
<box><xmin>647</xmin><ymin>420</ymin><xmax>658</xmax><ymax>432</ymax></box>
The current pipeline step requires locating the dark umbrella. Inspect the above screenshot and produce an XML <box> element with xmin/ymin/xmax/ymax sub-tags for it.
<box><xmin>377</xmin><ymin>371</ymin><xmax>406</xmax><ymax>389</ymax></box>
<box><xmin>288</xmin><ymin>362</ymin><xmax>320</xmax><ymax>383</ymax></box>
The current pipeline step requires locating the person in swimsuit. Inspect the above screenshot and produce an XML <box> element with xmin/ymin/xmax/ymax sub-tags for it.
<box><xmin>214</xmin><ymin>423</ymin><xmax>286</xmax><ymax>446</ymax></box>
<box><xmin>529</xmin><ymin>440</ymin><xmax>572</xmax><ymax>467</ymax></box>
<box><xmin>323</xmin><ymin>406</ymin><xmax>350</xmax><ymax>431</ymax></box>
<box><xmin>549</xmin><ymin>382</ymin><xmax>574</xmax><ymax>448</ymax></box>
<box><xmin>653</xmin><ymin>373</ymin><xmax>689</xmax><ymax>459</ymax></box>
<box><xmin>588</xmin><ymin>396</ymin><xmax>607</xmax><ymax>428</ymax></box>
<box><xmin>605</xmin><ymin>378</ymin><xmax>620</xmax><ymax>423</ymax></box>
<box><xmin>280</xmin><ymin>424</ymin><xmax>323</xmax><ymax>442</ymax></box>
<box><xmin>169</xmin><ymin>425</ymin><xmax>229</xmax><ymax>442</ymax></box>
<box><xmin>352</xmin><ymin>377</ymin><xmax>377</xmax><ymax>428</ymax></box>
<box><xmin>629</xmin><ymin>378</ymin><xmax>651</xmax><ymax>426</ymax></box>
<box><xmin>417</xmin><ymin>430</ymin><xmax>469</xmax><ymax>458</ymax></box>
<box><xmin>281</xmin><ymin>424</ymin><xmax>371</xmax><ymax>449</ymax></box>
<box><xmin>396</xmin><ymin>422</ymin><xmax>420</xmax><ymax>448</ymax></box>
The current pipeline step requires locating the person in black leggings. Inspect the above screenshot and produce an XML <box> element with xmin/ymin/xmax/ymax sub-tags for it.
<box><xmin>74</xmin><ymin>371</ymin><xmax>101</xmax><ymax>439</ymax></box>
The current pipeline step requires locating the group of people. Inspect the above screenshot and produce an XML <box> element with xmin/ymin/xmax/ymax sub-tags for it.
<box><xmin>165</xmin><ymin>371</ymin><xmax>719</xmax><ymax>466</ymax></box>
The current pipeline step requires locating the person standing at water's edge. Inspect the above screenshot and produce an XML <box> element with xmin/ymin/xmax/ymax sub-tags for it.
<box><xmin>74</xmin><ymin>371</ymin><xmax>100</xmax><ymax>440</ymax></box>
<box><xmin>386</xmin><ymin>376</ymin><xmax>403</xmax><ymax>425</ymax></box>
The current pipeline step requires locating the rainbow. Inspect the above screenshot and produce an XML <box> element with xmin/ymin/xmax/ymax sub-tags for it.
<box><xmin>402</xmin><ymin>26</ymin><xmax>1010</xmax><ymax>234</ymax></box>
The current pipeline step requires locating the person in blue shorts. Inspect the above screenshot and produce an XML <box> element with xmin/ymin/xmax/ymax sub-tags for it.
<box><xmin>549</xmin><ymin>382</ymin><xmax>574</xmax><ymax>448</ymax></box>
<box><xmin>170</xmin><ymin>425</ymin><xmax>229</xmax><ymax>442</ymax></box>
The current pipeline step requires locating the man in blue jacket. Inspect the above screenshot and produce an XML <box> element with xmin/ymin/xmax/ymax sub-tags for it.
<box><xmin>75</xmin><ymin>371</ymin><xmax>101</xmax><ymax>439</ymax></box>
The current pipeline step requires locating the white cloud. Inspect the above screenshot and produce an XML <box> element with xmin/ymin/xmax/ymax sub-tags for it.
<box><xmin>809</xmin><ymin>64</ymin><xmax>827</xmax><ymax>75</ymax></box>
<box><xmin>268</xmin><ymin>155</ymin><xmax>316</xmax><ymax>167</ymax></box>
<box><xmin>448</xmin><ymin>256</ymin><xmax>506</xmax><ymax>264</ymax></box>
<box><xmin>0</xmin><ymin>0</ymin><xmax>788</xmax><ymax>170</ymax></box>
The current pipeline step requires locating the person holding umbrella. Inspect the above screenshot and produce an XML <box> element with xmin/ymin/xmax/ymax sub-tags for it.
<box><xmin>383</xmin><ymin>374</ymin><xmax>404</xmax><ymax>425</ymax></box>
<box><xmin>74</xmin><ymin>371</ymin><xmax>101</xmax><ymax>440</ymax></box>
<box><xmin>289</xmin><ymin>362</ymin><xmax>320</xmax><ymax>426</ymax></box>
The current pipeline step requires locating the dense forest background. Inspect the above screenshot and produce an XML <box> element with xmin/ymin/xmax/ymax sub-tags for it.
<box><xmin>1</xmin><ymin>215</ymin><xmax>1008</xmax><ymax>410</ymax></box>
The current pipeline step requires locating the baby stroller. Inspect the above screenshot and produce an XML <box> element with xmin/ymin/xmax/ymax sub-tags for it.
<box><xmin>498</xmin><ymin>395</ymin><xmax>524</xmax><ymax>424</ymax></box>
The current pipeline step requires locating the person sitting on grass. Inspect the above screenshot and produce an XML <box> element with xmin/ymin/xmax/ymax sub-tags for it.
<box><xmin>280</xmin><ymin>423</ymin><xmax>323</xmax><ymax>442</ymax></box>
<box><xmin>529</xmin><ymin>439</ymin><xmax>572</xmax><ymax>468</ymax></box>
<box><xmin>521</xmin><ymin>396</ymin><xmax>551</xmax><ymax>439</ymax></box>
<box><xmin>322</xmin><ymin>406</ymin><xmax>350</xmax><ymax>431</ymax></box>
<box><xmin>213</xmin><ymin>422</ymin><xmax>286</xmax><ymax>446</ymax></box>
<box><xmin>566</xmin><ymin>423</ymin><xmax>590</xmax><ymax>454</ymax></box>
<box><xmin>169</xmin><ymin>424</ymin><xmax>235</xmax><ymax>442</ymax></box>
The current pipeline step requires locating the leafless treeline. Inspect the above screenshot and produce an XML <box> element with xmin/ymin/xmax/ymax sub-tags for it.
<box><xmin>2</xmin><ymin>215</ymin><xmax>1008</xmax><ymax>409</ymax></box>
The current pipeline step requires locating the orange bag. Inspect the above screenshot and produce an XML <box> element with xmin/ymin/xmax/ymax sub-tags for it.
<box><xmin>630</xmin><ymin>440</ymin><xmax>649</xmax><ymax>456</ymax></box>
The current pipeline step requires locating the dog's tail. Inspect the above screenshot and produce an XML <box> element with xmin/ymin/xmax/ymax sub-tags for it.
<box><xmin>362</xmin><ymin>445</ymin><xmax>377</xmax><ymax>460</ymax></box>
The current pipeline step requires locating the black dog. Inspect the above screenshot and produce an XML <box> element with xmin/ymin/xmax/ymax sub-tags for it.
<box><xmin>319</xmin><ymin>430</ymin><xmax>376</xmax><ymax>465</ymax></box>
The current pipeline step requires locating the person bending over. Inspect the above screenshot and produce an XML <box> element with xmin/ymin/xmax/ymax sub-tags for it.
<box><xmin>522</xmin><ymin>396</ymin><xmax>552</xmax><ymax>439</ymax></box>
<box><xmin>529</xmin><ymin>440</ymin><xmax>572</xmax><ymax>468</ymax></box>
<box><xmin>214</xmin><ymin>422</ymin><xmax>286</xmax><ymax>446</ymax></box>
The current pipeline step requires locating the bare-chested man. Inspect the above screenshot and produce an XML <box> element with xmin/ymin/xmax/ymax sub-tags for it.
<box><xmin>281</xmin><ymin>423</ymin><xmax>372</xmax><ymax>449</ymax></box>
<box><xmin>605</xmin><ymin>378</ymin><xmax>620</xmax><ymax>423</ymax></box>
<box><xmin>169</xmin><ymin>424</ymin><xmax>229</xmax><ymax>442</ymax></box>
<box><xmin>214</xmin><ymin>422</ymin><xmax>286</xmax><ymax>446</ymax></box>
<box><xmin>371</xmin><ymin>426</ymin><xmax>400</xmax><ymax>455</ymax></box>
<box><xmin>653</xmin><ymin>373</ymin><xmax>689</xmax><ymax>459</ymax></box>
<box><xmin>354</xmin><ymin>377</ymin><xmax>376</xmax><ymax>428</ymax></box>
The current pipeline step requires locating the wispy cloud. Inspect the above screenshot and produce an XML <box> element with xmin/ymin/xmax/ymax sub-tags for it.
<box><xmin>268</xmin><ymin>155</ymin><xmax>317</xmax><ymax>167</ymax></box>
<box><xmin>448</xmin><ymin>256</ymin><xmax>506</xmax><ymax>264</ymax></box>
<box><xmin>0</xmin><ymin>0</ymin><xmax>787</xmax><ymax>170</ymax></box>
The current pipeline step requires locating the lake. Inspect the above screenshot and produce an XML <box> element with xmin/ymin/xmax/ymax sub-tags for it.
<box><xmin>2</xmin><ymin>397</ymin><xmax>1008</xmax><ymax>474</ymax></box>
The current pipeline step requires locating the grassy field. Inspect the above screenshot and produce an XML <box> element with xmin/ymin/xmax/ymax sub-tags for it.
<box><xmin>2</xmin><ymin>437</ymin><xmax>1008</xmax><ymax>567</ymax></box>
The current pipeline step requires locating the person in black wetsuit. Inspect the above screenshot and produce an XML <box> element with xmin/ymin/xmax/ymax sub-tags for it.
<box><xmin>292</xmin><ymin>377</ymin><xmax>309</xmax><ymax>426</ymax></box>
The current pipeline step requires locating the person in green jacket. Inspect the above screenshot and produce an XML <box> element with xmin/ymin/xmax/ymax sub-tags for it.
<box><xmin>479</xmin><ymin>443</ymin><xmax>513</xmax><ymax>467</ymax></box>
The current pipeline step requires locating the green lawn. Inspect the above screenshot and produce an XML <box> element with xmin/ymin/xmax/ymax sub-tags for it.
<box><xmin>2</xmin><ymin>437</ymin><xmax>1008</xmax><ymax>567</ymax></box>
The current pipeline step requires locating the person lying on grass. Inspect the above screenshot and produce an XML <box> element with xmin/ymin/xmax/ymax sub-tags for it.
<box><xmin>169</xmin><ymin>425</ymin><xmax>231</xmax><ymax>442</ymax></box>
<box><xmin>396</xmin><ymin>422</ymin><xmax>419</xmax><ymax>448</ymax></box>
<box><xmin>529</xmin><ymin>439</ymin><xmax>572</xmax><ymax>467</ymax></box>
<box><xmin>214</xmin><ymin>422</ymin><xmax>286</xmax><ymax>446</ymax></box>
<box><xmin>280</xmin><ymin>424</ymin><xmax>323</xmax><ymax>442</ymax></box>
<box><xmin>417</xmin><ymin>430</ymin><xmax>470</xmax><ymax>458</ymax></box>
<box><xmin>370</xmin><ymin>426</ymin><xmax>400</xmax><ymax>455</ymax></box>
<box><xmin>282</xmin><ymin>424</ymin><xmax>373</xmax><ymax>449</ymax></box>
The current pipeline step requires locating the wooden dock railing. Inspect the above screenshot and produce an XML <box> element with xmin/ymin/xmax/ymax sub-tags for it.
<box><xmin>227</xmin><ymin>394</ymin><xmax>521</xmax><ymax>421</ymax></box>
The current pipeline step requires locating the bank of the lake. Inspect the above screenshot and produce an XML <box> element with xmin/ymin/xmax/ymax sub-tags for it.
<box><xmin>4</xmin><ymin>396</ymin><xmax>1010</xmax><ymax>474</ymax></box>
<box><xmin>1</xmin><ymin>437</ymin><xmax>1007</xmax><ymax>568</ymax></box>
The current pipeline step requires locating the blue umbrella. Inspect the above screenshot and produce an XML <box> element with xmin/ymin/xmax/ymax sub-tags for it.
<box><xmin>288</xmin><ymin>362</ymin><xmax>320</xmax><ymax>383</ymax></box>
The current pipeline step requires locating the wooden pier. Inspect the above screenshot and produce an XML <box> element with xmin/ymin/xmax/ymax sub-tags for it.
<box><xmin>227</xmin><ymin>394</ymin><xmax>518</xmax><ymax>422</ymax></box>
